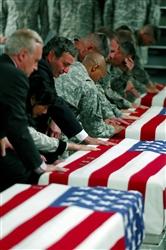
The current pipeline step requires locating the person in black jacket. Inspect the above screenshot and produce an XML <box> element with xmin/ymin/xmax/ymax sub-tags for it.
<box><xmin>0</xmin><ymin>29</ymin><xmax>65</xmax><ymax>191</ymax></box>
<box><xmin>29</xmin><ymin>36</ymin><xmax>111</xmax><ymax>146</ymax></box>
<box><xmin>27</xmin><ymin>75</ymin><xmax>98</xmax><ymax>163</ymax></box>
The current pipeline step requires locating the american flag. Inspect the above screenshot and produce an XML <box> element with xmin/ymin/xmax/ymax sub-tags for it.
<box><xmin>39</xmin><ymin>138</ymin><xmax>166</xmax><ymax>235</ymax></box>
<box><xmin>118</xmin><ymin>107</ymin><xmax>166</xmax><ymax>140</ymax></box>
<box><xmin>0</xmin><ymin>184</ymin><xmax>144</xmax><ymax>250</ymax></box>
<box><xmin>134</xmin><ymin>86</ymin><xmax>166</xmax><ymax>107</ymax></box>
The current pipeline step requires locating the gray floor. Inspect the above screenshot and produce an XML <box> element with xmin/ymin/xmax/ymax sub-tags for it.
<box><xmin>140</xmin><ymin>229</ymin><xmax>166</xmax><ymax>250</ymax></box>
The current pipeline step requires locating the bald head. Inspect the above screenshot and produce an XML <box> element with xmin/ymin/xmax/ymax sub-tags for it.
<box><xmin>82</xmin><ymin>52</ymin><xmax>107</xmax><ymax>81</ymax></box>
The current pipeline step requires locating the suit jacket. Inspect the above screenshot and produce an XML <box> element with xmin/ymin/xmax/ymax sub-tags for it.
<box><xmin>29</xmin><ymin>59</ymin><xmax>83</xmax><ymax>138</ymax></box>
<box><xmin>0</xmin><ymin>54</ymin><xmax>42</xmax><ymax>170</ymax></box>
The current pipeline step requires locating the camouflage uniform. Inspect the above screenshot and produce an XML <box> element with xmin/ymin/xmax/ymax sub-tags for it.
<box><xmin>95</xmin><ymin>83</ymin><xmax>122</xmax><ymax>117</ymax></box>
<box><xmin>0</xmin><ymin>0</ymin><xmax>49</xmax><ymax>39</ymax></box>
<box><xmin>55</xmin><ymin>62</ymin><xmax>116</xmax><ymax>138</ymax></box>
<box><xmin>132</xmin><ymin>56</ymin><xmax>152</xmax><ymax>86</ymax></box>
<box><xmin>103</xmin><ymin>0</ymin><xmax>160</xmax><ymax>30</ymax></box>
<box><xmin>98</xmin><ymin>70</ymin><xmax>132</xmax><ymax>109</ymax></box>
<box><xmin>109</xmin><ymin>66</ymin><xmax>147</xmax><ymax>102</ymax></box>
<box><xmin>50</xmin><ymin>0</ymin><xmax>102</xmax><ymax>40</ymax></box>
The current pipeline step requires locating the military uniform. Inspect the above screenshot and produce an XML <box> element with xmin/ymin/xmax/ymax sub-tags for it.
<box><xmin>109</xmin><ymin>66</ymin><xmax>147</xmax><ymax>102</ymax></box>
<box><xmin>55</xmin><ymin>62</ymin><xmax>116</xmax><ymax>138</ymax></box>
<box><xmin>103</xmin><ymin>0</ymin><xmax>160</xmax><ymax>30</ymax></box>
<box><xmin>0</xmin><ymin>0</ymin><xmax>49</xmax><ymax>39</ymax></box>
<box><xmin>95</xmin><ymin>83</ymin><xmax>122</xmax><ymax>117</ymax></box>
<box><xmin>98</xmin><ymin>70</ymin><xmax>132</xmax><ymax>109</ymax></box>
<box><xmin>50</xmin><ymin>0</ymin><xmax>102</xmax><ymax>40</ymax></box>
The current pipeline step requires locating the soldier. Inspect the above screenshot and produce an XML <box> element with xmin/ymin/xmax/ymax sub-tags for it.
<box><xmin>75</xmin><ymin>32</ymin><xmax>130</xmax><ymax>109</ymax></box>
<box><xmin>0</xmin><ymin>0</ymin><xmax>49</xmax><ymax>40</ymax></box>
<box><xmin>115</xmin><ymin>27</ymin><xmax>159</xmax><ymax>93</ymax></box>
<box><xmin>50</xmin><ymin>0</ymin><xmax>102</xmax><ymax>40</ymax></box>
<box><xmin>103</xmin><ymin>0</ymin><xmax>160</xmax><ymax>30</ymax></box>
<box><xmin>55</xmin><ymin>52</ymin><xmax>124</xmax><ymax>138</ymax></box>
<box><xmin>108</xmin><ymin>37</ymin><xmax>145</xmax><ymax>102</ymax></box>
<box><xmin>98</xmin><ymin>69</ymin><xmax>133</xmax><ymax>110</ymax></box>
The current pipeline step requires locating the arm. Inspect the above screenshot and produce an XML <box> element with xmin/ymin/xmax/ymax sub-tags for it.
<box><xmin>49</xmin><ymin>95</ymin><xmax>88</xmax><ymax>140</ymax></box>
<box><xmin>98</xmin><ymin>73</ymin><xmax>132</xmax><ymax>109</ymax></box>
<box><xmin>0</xmin><ymin>67</ymin><xmax>43</xmax><ymax>170</ymax></box>
<box><xmin>28</xmin><ymin>126</ymin><xmax>66</xmax><ymax>154</ymax></box>
<box><xmin>96</xmin><ymin>83</ymin><xmax>122</xmax><ymax>118</ymax></box>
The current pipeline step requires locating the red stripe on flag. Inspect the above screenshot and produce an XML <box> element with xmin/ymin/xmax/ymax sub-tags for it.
<box><xmin>0</xmin><ymin>207</ymin><xmax>65</xmax><ymax>249</ymax></box>
<box><xmin>47</xmin><ymin>211</ymin><xmax>115</xmax><ymax>250</ymax></box>
<box><xmin>164</xmin><ymin>98</ymin><xmax>166</xmax><ymax>108</ymax></box>
<box><xmin>140</xmin><ymin>93</ymin><xmax>155</xmax><ymax>107</ymax></box>
<box><xmin>163</xmin><ymin>189</ymin><xmax>166</xmax><ymax>209</ymax></box>
<box><xmin>113</xmin><ymin>107</ymin><xmax>148</xmax><ymax>140</ymax></box>
<box><xmin>111</xmin><ymin>237</ymin><xmax>126</xmax><ymax>250</ymax></box>
<box><xmin>88</xmin><ymin>151</ymin><xmax>140</xmax><ymax>187</ymax></box>
<box><xmin>49</xmin><ymin>144</ymin><xmax>114</xmax><ymax>184</ymax></box>
<box><xmin>140</xmin><ymin>114</ymin><xmax>165</xmax><ymax>140</ymax></box>
<box><xmin>131</xmin><ymin>107</ymin><xmax>148</xmax><ymax>117</ymax></box>
<box><xmin>128</xmin><ymin>155</ymin><xmax>166</xmax><ymax>197</ymax></box>
<box><xmin>0</xmin><ymin>186</ymin><xmax>44</xmax><ymax>217</ymax></box>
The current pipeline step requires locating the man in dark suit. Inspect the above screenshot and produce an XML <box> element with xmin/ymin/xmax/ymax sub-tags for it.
<box><xmin>30</xmin><ymin>36</ymin><xmax>110</xmax><ymax>146</ymax></box>
<box><xmin>0</xmin><ymin>29</ymin><xmax>65</xmax><ymax>191</ymax></box>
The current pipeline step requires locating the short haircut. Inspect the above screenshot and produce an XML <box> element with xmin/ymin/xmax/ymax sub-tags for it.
<box><xmin>115</xmin><ymin>25</ymin><xmax>132</xmax><ymax>32</ymax></box>
<box><xmin>5</xmin><ymin>29</ymin><xmax>43</xmax><ymax>55</ymax></box>
<box><xmin>142</xmin><ymin>24</ymin><xmax>159</xmax><ymax>41</ymax></box>
<box><xmin>43</xmin><ymin>36</ymin><xmax>77</xmax><ymax>58</ymax></box>
<box><xmin>115</xmin><ymin>29</ymin><xmax>134</xmax><ymax>43</ymax></box>
<box><xmin>84</xmin><ymin>32</ymin><xmax>110</xmax><ymax>58</ymax></box>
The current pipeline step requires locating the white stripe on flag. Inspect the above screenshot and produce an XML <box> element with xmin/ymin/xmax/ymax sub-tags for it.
<box><xmin>125</xmin><ymin>107</ymin><xmax>163</xmax><ymax>139</ymax></box>
<box><xmin>107</xmin><ymin>151</ymin><xmax>159</xmax><ymax>190</ymax></box>
<box><xmin>68</xmin><ymin>139</ymin><xmax>137</xmax><ymax>186</ymax></box>
<box><xmin>152</xmin><ymin>87</ymin><xmax>166</xmax><ymax>107</ymax></box>
<box><xmin>12</xmin><ymin>206</ymin><xmax>93</xmax><ymax>250</ymax></box>
<box><xmin>1</xmin><ymin>184</ymin><xmax>31</xmax><ymax>205</ymax></box>
<box><xmin>1</xmin><ymin>184</ymin><xmax>70</xmax><ymax>237</ymax></box>
<box><xmin>76</xmin><ymin>213</ymin><xmax>124</xmax><ymax>250</ymax></box>
<box><xmin>134</xmin><ymin>94</ymin><xmax>146</xmax><ymax>105</ymax></box>
<box><xmin>144</xmin><ymin>167</ymin><xmax>166</xmax><ymax>234</ymax></box>
<box><xmin>155</xmin><ymin>119</ymin><xmax>166</xmax><ymax>140</ymax></box>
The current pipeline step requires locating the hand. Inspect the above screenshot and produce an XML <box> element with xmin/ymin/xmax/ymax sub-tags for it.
<box><xmin>124</xmin><ymin>56</ymin><xmax>134</xmax><ymax>71</ymax></box>
<box><xmin>105</xmin><ymin>117</ymin><xmax>129</xmax><ymax>126</ymax></box>
<box><xmin>47</xmin><ymin>120</ymin><xmax>61</xmax><ymax>138</ymax></box>
<box><xmin>0</xmin><ymin>137</ymin><xmax>6</xmax><ymax>156</ymax></box>
<box><xmin>115</xmin><ymin>117</ymin><xmax>130</xmax><ymax>125</ymax></box>
<box><xmin>155</xmin><ymin>83</ymin><xmax>164</xmax><ymax>88</ymax></box>
<box><xmin>67</xmin><ymin>143</ymin><xmax>100</xmax><ymax>151</ymax></box>
<box><xmin>0</xmin><ymin>35</ymin><xmax>6</xmax><ymax>44</ymax></box>
<box><xmin>84</xmin><ymin>136</ymin><xmax>115</xmax><ymax>146</ymax></box>
<box><xmin>105</xmin><ymin>118</ymin><xmax>120</xmax><ymax>126</ymax></box>
<box><xmin>0</xmin><ymin>137</ymin><xmax>13</xmax><ymax>156</ymax></box>
<box><xmin>122</xmin><ymin>114</ymin><xmax>138</xmax><ymax>120</ymax></box>
<box><xmin>132</xmin><ymin>103</ymin><xmax>148</xmax><ymax>109</ymax></box>
<box><xmin>139</xmin><ymin>105</ymin><xmax>148</xmax><ymax>109</ymax></box>
<box><xmin>125</xmin><ymin>81</ymin><xmax>140</xmax><ymax>98</ymax></box>
<box><xmin>113</xmin><ymin>124</ymin><xmax>125</xmax><ymax>134</ymax></box>
<box><xmin>40</xmin><ymin>154</ymin><xmax>47</xmax><ymax>162</ymax></box>
<box><xmin>147</xmin><ymin>85</ymin><xmax>159</xmax><ymax>94</ymax></box>
<box><xmin>44</xmin><ymin>163</ymin><xmax>68</xmax><ymax>172</ymax></box>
